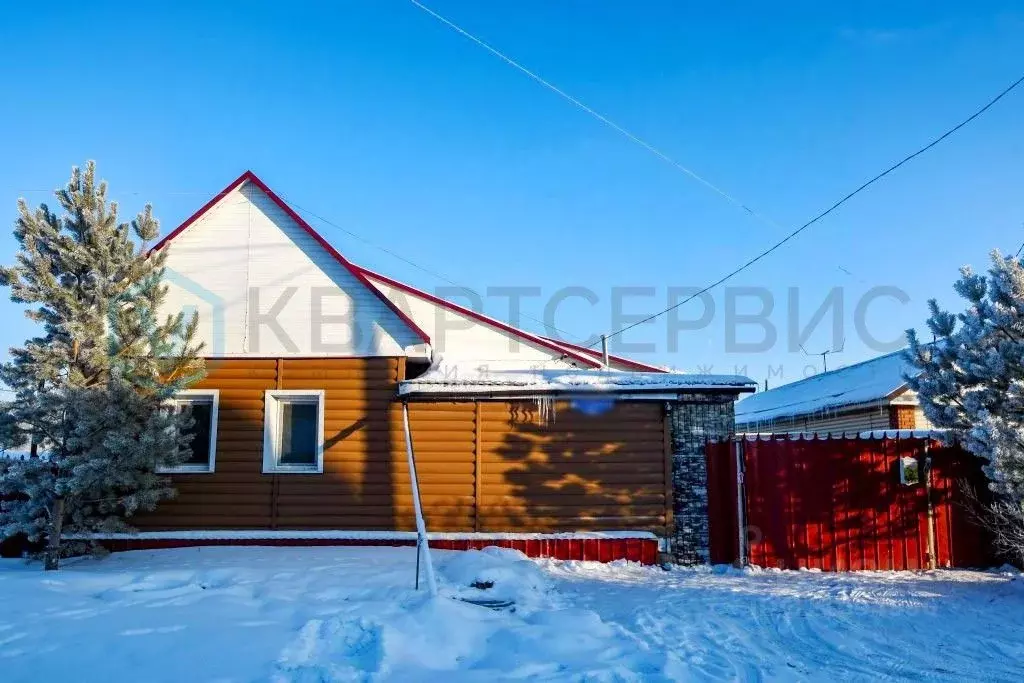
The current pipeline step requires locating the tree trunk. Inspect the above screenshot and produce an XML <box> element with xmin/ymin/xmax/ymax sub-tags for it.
<box><xmin>43</xmin><ymin>497</ymin><xmax>65</xmax><ymax>571</ymax></box>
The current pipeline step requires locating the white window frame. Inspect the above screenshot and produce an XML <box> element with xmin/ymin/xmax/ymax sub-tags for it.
<box><xmin>262</xmin><ymin>390</ymin><xmax>325</xmax><ymax>474</ymax></box>
<box><xmin>158</xmin><ymin>389</ymin><xmax>219</xmax><ymax>474</ymax></box>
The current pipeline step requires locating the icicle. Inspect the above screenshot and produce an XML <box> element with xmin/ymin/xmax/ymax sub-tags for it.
<box><xmin>535</xmin><ymin>395</ymin><xmax>556</xmax><ymax>425</ymax></box>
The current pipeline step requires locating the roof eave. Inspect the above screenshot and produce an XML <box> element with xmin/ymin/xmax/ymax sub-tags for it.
<box><xmin>398</xmin><ymin>384</ymin><xmax>755</xmax><ymax>400</ymax></box>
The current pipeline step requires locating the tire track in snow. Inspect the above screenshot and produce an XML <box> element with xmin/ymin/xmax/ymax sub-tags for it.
<box><xmin>539</xmin><ymin>562</ymin><xmax>1024</xmax><ymax>682</ymax></box>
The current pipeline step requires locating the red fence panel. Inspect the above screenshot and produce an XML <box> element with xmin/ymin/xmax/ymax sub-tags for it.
<box><xmin>930</xmin><ymin>443</ymin><xmax>994</xmax><ymax>567</ymax></box>
<box><xmin>705</xmin><ymin>436</ymin><xmax>995</xmax><ymax>571</ymax></box>
<box><xmin>705</xmin><ymin>440</ymin><xmax>738</xmax><ymax>565</ymax></box>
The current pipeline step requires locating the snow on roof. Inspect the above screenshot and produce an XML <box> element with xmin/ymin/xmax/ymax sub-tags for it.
<box><xmin>399</xmin><ymin>365</ymin><xmax>756</xmax><ymax>397</ymax></box>
<box><xmin>736</xmin><ymin>349</ymin><xmax>918</xmax><ymax>424</ymax></box>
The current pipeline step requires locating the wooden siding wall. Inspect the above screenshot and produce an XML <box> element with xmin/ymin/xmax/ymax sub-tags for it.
<box><xmin>137</xmin><ymin>359</ymin><xmax>669</xmax><ymax>534</ymax></box>
<box><xmin>738</xmin><ymin>405</ymin><xmax>893</xmax><ymax>434</ymax></box>
<box><xmin>476</xmin><ymin>401</ymin><xmax>667</xmax><ymax>532</ymax></box>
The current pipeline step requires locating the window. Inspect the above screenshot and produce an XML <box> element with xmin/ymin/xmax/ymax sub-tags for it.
<box><xmin>159</xmin><ymin>390</ymin><xmax>219</xmax><ymax>473</ymax></box>
<box><xmin>263</xmin><ymin>390</ymin><xmax>325</xmax><ymax>473</ymax></box>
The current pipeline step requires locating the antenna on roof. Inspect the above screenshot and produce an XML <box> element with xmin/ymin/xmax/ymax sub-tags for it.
<box><xmin>799</xmin><ymin>338</ymin><xmax>844</xmax><ymax>373</ymax></box>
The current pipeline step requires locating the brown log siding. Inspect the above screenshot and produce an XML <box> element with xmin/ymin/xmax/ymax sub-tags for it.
<box><xmin>888</xmin><ymin>404</ymin><xmax>916</xmax><ymax>429</ymax></box>
<box><xmin>137</xmin><ymin>358</ymin><xmax>669</xmax><ymax>534</ymax></box>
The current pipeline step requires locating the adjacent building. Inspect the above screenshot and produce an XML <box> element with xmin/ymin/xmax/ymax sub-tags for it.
<box><xmin>735</xmin><ymin>350</ymin><xmax>934</xmax><ymax>434</ymax></box>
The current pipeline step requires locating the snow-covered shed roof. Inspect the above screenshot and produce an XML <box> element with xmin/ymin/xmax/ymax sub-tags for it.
<box><xmin>399</xmin><ymin>365</ymin><xmax>756</xmax><ymax>398</ymax></box>
<box><xmin>735</xmin><ymin>350</ymin><xmax>918</xmax><ymax>424</ymax></box>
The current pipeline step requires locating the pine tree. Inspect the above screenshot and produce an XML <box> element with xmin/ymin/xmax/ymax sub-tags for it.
<box><xmin>905</xmin><ymin>250</ymin><xmax>1024</xmax><ymax>562</ymax></box>
<box><xmin>0</xmin><ymin>162</ymin><xmax>205</xmax><ymax>569</ymax></box>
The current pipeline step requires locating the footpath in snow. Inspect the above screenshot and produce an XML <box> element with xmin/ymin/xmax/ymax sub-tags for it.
<box><xmin>0</xmin><ymin>546</ymin><xmax>1022</xmax><ymax>681</ymax></box>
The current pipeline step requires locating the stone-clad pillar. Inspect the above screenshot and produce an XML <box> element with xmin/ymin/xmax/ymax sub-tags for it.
<box><xmin>669</xmin><ymin>396</ymin><xmax>735</xmax><ymax>564</ymax></box>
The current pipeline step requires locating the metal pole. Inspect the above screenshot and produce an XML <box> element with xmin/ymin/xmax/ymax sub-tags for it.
<box><xmin>402</xmin><ymin>401</ymin><xmax>438</xmax><ymax>596</ymax></box>
<box><xmin>734</xmin><ymin>439</ymin><xmax>747</xmax><ymax>567</ymax></box>
<box><xmin>601</xmin><ymin>334</ymin><xmax>610</xmax><ymax>369</ymax></box>
<box><xmin>923</xmin><ymin>442</ymin><xmax>938</xmax><ymax>570</ymax></box>
<box><xmin>414</xmin><ymin>536</ymin><xmax>421</xmax><ymax>590</ymax></box>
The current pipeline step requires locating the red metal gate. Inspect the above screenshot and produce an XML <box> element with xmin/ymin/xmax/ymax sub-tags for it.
<box><xmin>706</xmin><ymin>435</ymin><xmax>994</xmax><ymax>570</ymax></box>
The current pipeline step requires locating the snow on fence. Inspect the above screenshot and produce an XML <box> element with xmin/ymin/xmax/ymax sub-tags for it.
<box><xmin>706</xmin><ymin>434</ymin><xmax>995</xmax><ymax>571</ymax></box>
<box><xmin>93</xmin><ymin>532</ymin><xmax>660</xmax><ymax>564</ymax></box>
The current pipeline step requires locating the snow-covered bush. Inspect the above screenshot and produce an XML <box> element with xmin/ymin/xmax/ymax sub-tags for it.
<box><xmin>905</xmin><ymin>250</ymin><xmax>1024</xmax><ymax>563</ymax></box>
<box><xmin>0</xmin><ymin>162</ymin><xmax>205</xmax><ymax>569</ymax></box>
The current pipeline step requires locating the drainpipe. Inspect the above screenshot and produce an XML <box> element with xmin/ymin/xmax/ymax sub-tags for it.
<box><xmin>923</xmin><ymin>441</ymin><xmax>937</xmax><ymax>570</ymax></box>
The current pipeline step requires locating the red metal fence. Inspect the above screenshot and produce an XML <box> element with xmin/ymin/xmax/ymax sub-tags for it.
<box><xmin>101</xmin><ymin>535</ymin><xmax>660</xmax><ymax>564</ymax></box>
<box><xmin>707</xmin><ymin>436</ymin><xmax>994</xmax><ymax>570</ymax></box>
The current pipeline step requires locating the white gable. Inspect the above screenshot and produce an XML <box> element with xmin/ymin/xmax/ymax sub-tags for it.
<box><xmin>160</xmin><ymin>182</ymin><xmax>425</xmax><ymax>357</ymax></box>
<box><xmin>362</xmin><ymin>273</ymin><xmax>582</xmax><ymax>371</ymax></box>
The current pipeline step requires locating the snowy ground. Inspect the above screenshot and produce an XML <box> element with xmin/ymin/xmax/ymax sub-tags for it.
<box><xmin>0</xmin><ymin>547</ymin><xmax>1021</xmax><ymax>682</ymax></box>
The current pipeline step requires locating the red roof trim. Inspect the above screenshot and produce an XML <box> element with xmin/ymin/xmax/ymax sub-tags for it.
<box><xmin>150</xmin><ymin>171</ymin><xmax>431</xmax><ymax>346</ymax></box>
<box><xmin>352</xmin><ymin>265</ymin><xmax>603</xmax><ymax>369</ymax></box>
<box><xmin>148</xmin><ymin>170</ymin><xmax>252</xmax><ymax>254</ymax></box>
<box><xmin>539</xmin><ymin>336</ymin><xmax>668</xmax><ymax>373</ymax></box>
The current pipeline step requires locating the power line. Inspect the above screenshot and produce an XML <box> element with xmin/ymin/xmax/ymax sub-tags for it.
<box><xmin>589</xmin><ymin>71</ymin><xmax>1024</xmax><ymax>347</ymax></box>
<box><xmin>408</xmin><ymin>0</ymin><xmax>783</xmax><ymax>230</ymax></box>
<box><xmin>408</xmin><ymin>1</ymin><xmax>1023</xmax><ymax>353</ymax></box>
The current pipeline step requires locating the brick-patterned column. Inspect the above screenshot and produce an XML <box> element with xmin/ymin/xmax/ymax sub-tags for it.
<box><xmin>670</xmin><ymin>396</ymin><xmax>735</xmax><ymax>565</ymax></box>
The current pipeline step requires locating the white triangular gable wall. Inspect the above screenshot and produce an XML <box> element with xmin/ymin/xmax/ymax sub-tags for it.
<box><xmin>160</xmin><ymin>182</ymin><xmax>426</xmax><ymax>357</ymax></box>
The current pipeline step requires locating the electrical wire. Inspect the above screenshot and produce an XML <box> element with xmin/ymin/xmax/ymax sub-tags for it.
<box><xmin>408</xmin><ymin>1</ymin><xmax>1024</xmax><ymax>351</ymax></box>
<box><xmin>409</xmin><ymin>0</ymin><xmax>782</xmax><ymax>230</ymax></box>
<box><xmin>586</xmin><ymin>71</ymin><xmax>1024</xmax><ymax>347</ymax></box>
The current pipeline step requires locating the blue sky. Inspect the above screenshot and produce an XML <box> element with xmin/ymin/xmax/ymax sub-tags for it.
<box><xmin>1</xmin><ymin>1</ymin><xmax>1022</xmax><ymax>385</ymax></box>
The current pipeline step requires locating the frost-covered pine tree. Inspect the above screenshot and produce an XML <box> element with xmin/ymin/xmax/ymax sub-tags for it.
<box><xmin>905</xmin><ymin>250</ymin><xmax>1024</xmax><ymax>563</ymax></box>
<box><xmin>0</xmin><ymin>162</ymin><xmax>205</xmax><ymax>569</ymax></box>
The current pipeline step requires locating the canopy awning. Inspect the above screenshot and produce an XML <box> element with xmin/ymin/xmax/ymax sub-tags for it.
<box><xmin>398</xmin><ymin>365</ymin><xmax>756</xmax><ymax>400</ymax></box>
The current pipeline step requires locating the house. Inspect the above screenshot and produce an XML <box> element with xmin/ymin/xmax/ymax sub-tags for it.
<box><xmin>126</xmin><ymin>171</ymin><xmax>755</xmax><ymax>563</ymax></box>
<box><xmin>735</xmin><ymin>350</ymin><xmax>935</xmax><ymax>434</ymax></box>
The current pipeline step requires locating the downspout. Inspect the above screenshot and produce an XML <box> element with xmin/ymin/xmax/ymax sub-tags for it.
<box><xmin>923</xmin><ymin>441</ymin><xmax>938</xmax><ymax>570</ymax></box>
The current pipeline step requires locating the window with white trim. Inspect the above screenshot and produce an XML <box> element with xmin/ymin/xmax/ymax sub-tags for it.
<box><xmin>159</xmin><ymin>390</ymin><xmax>219</xmax><ymax>473</ymax></box>
<box><xmin>263</xmin><ymin>390</ymin><xmax>325</xmax><ymax>473</ymax></box>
